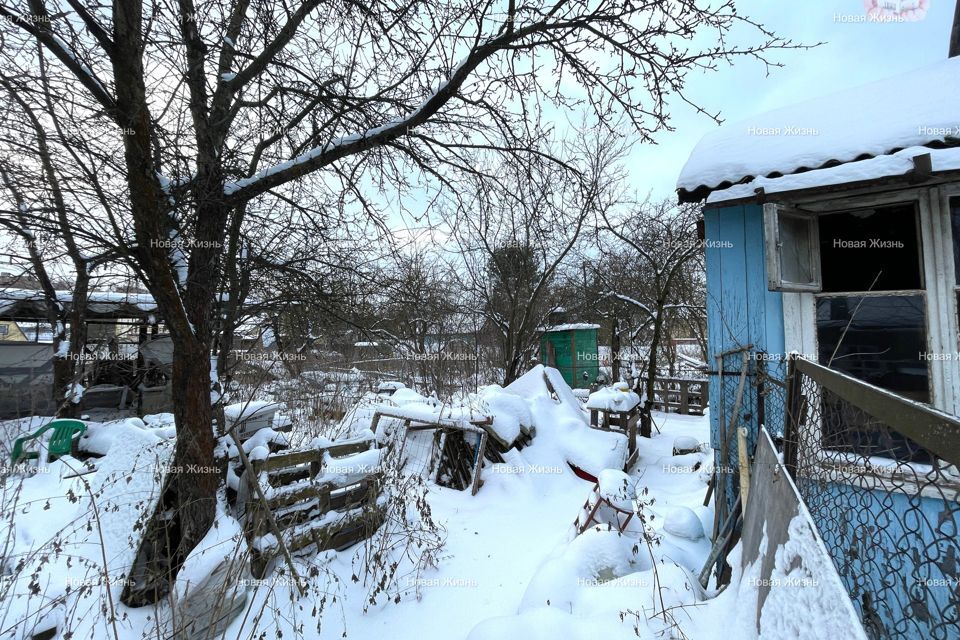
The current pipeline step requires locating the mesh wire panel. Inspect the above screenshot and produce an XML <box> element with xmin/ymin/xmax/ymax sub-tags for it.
<box><xmin>783</xmin><ymin>359</ymin><xmax>960</xmax><ymax>640</ymax></box>
<box><xmin>711</xmin><ymin>349</ymin><xmax>788</xmax><ymax>519</ymax></box>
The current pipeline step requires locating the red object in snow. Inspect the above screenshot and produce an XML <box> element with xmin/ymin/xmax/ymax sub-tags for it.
<box><xmin>567</xmin><ymin>462</ymin><xmax>597</xmax><ymax>483</ymax></box>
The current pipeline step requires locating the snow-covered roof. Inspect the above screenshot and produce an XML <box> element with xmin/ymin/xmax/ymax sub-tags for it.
<box><xmin>705</xmin><ymin>146</ymin><xmax>960</xmax><ymax>204</ymax></box>
<box><xmin>543</xmin><ymin>323</ymin><xmax>600</xmax><ymax>333</ymax></box>
<box><xmin>677</xmin><ymin>57</ymin><xmax>960</xmax><ymax>203</ymax></box>
<box><xmin>223</xmin><ymin>400</ymin><xmax>285</xmax><ymax>421</ymax></box>
<box><xmin>0</xmin><ymin>288</ymin><xmax>158</xmax><ymax>319</ymax></box>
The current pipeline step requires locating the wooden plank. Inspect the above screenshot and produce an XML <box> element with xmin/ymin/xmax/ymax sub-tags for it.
<box><xmin>738</xmin><ymin>428</ymin><xmax>868</xmax><ymax>638</ymax></box>
<box><xmin>255</xmin><ymin>439</ymin><xmax>374</xmax><ymax>474</ymax></box>
<box><xmin>328</xmin><ymin>478</ymin><xmax>378</xmax><ymax>512</ymax></box>
<box><xmin>794</xmin><ymin>356</ymin><xmax>960</xmax><ymax>465</ymax></box>
<box><xmin>270</xmin><ymin>466</ymin><xmax>312</xmax><ymax>486</ymax></box>
<box><xmin>285</xmin><ymin>507</ymin><xmax>386</xmax><ymax>555</ymax></box>
<box><xmin>267</xmin><ymin>483</ymin><xmax>332</xmax><ymax>511</ymax></box>
<box><xmin>274</xmin><ymin>499</ymin><xmax>330</xmax><ymax>530</ymax></box>
<box><xmin>256</xmin><ymin>449</ymin><xmax>321</xmax><ymax>471</ymax></box>
<box><xmin>471</xmin><ymin>433</ymin><xmax>487</xmax><ymax>496</ymax></box>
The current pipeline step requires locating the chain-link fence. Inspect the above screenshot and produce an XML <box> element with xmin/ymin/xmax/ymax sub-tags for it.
<box><xmin>782</xmin><ymin>355</ymin><xmax>960</xmax><ymax>640</ymax></box>
<box><xmin>710</xmin><ymin>347</ymin><xmax>788</xmax><ymax>524</ymax></box>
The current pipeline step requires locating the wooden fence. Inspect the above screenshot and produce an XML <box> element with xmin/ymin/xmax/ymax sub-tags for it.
<box><xmin>641</xmin><ymin>377</ymin><xmax>708</xmax><ymax>415</ymax></box>
<box><xmin>238</xmin><ymin>437</ymin><xmax>384</xmax><ymax>577</ymax></box>
<box><xmin>588</xmin><ymin>405</ymin><xmax>640</xmax><ymax>457</ymax></box>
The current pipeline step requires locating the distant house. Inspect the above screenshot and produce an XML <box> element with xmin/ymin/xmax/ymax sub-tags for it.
<box><xmin>0</xmin><ymin>288</ymin><xmax>170</xmax><ymax>417</ymax></box>
<box><xmin>679</xmin><ymin>57</ymin><xmax>960</xmax><ymax>638</ymax></box>
<box><xmin>0</xmin><ymin>320</ymin><xmax>27</xmax><ymax>342</ymax></box>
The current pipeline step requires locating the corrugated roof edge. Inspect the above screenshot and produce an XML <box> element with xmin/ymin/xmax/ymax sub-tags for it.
<box><xmin>677</xmin><ymin>139</ymin><xmax>960</xmax><ymax>204</ymax></box>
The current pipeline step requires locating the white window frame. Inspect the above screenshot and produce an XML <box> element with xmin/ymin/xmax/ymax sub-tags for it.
<box><xmin>779</xmin><ymin>185</ymin><xmax>960</xmax><ymax>495</ymax></box>
<box><xmin>781</xmin><ymin>185</ymin><xmax>958</xmax><ymax>415</ymax></box>
<box><xmin>936</xmin><ymin>185</ymin><xmax>960</xmax><ymax>416</ymax></box>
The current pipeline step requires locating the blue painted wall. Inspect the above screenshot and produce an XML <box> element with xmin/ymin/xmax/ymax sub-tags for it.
<box><xmin>799</xmin><ymin>479</ymin><xmax>960</xmax><ymax>639</ymax></box>
<box><xmin>704</xmin><ymin>203</ymin><xmax>785</xmax><ymax>514</ymax></box>
<box><xmin>705</xmin><ymin>202</ymin><xmax>960</xmax><ymax>638</ymax></box>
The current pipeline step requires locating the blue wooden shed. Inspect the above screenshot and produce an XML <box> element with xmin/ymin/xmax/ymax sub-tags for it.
<box><xmin>678</xmin><ymin>57</ymin><xmax>960</xmax><ymax>638</ymax></box>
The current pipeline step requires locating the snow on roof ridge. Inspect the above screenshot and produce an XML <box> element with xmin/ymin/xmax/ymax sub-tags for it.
<box><xmin>677</xmin><ymin>56</ymin><xmax>960</xmax><ymax>197</ymax></box>
<box><xmin>543</xmin><ymin>322</ymin><xmax>601</xmax><ymax>332</ymax></box>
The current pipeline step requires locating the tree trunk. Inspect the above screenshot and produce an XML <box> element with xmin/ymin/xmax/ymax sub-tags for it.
<box><xmin>217</xmin><ymin>210</ymin><xmax>247</xmax><ymax>383</ymax></box>
<box><xmin>59</xmin><ymin>272</ymin><xmax>90</xmax><ymax>419</ymax></box>
<box><xmin>641</xmin><ymin>303</ymin><xmax>667</xmax><ymax>438</ymax></box>
<box><xmin>502</xmin><ymin>330</ymin><xmax>519</xmax><ymax>385</ymax></box>
<box><xmin>169</xmin><ymin>336</ymin><xmax>218</xmax><ymax>555</ymax></box>
<box><xmin>950</xmin><ymin>0</ymin><xmax>960</xmax><ymax>58</ymax></box>
<box><xmin>113</xmin><ymin>0</ymin><xmax>221</xmax><ymax>602</ymax></box>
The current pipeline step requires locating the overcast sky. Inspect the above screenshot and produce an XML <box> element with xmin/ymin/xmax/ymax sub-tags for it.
<box><xmin>630</xmin><ymin>0</ymin><xmax>955</xmax><ymax>200</ymax></box>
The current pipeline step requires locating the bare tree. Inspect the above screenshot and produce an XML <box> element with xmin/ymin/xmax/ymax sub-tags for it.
<box><xmin>597</xmin><ymin>199</ymin><xmax>704</xmax><ymax>436</ymax></box>
<box><xmin>366</xmin><ymin>248</ymin><xmax>470</xmax><ymax>395</ymax></box>
<box><xmin>0</xmin><ymin>0</ymin><xmax>797</xmax><ymax>587</ymax></box>
<box><xmin>454</xmin><ymin>134</ymin><xmax>623</xmax><ymax>384</ymax></box>
<box><xmin>0</xmin><ymin>75</ymin><xmax>113</xmax><ymax>417</ymax></box>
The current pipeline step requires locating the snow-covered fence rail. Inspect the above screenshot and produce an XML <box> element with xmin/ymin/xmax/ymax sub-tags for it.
<box><xmin>640</xmin><ymin>377</ymin><xmax>708</xmax><ymax>415</ymax></box>
<box><xmin>238</xmin><ymin>437</ymin><xmax>384</xmax><ymax>577</ymax></box>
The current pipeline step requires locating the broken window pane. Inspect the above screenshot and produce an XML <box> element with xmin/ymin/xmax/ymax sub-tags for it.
<box><xmin>818</xmin><ymin>203</ymin><xmax>922</xmax><ymax>292</ymax></box>
<box><xmin>816</xmin><ymin>294</ymin><xmax>929</xmax><ymax>401</ymax></box>
<box><xmin>816</xmin><ymin>294</ymin><xmax>931</xmax><ymax>461</ymax></box>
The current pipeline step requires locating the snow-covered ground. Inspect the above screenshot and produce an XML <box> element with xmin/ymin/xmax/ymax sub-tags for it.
<box><xmin>0</xmin><ymin>370</ymin><xmax>728</xmax><ymax>640</ymax></box>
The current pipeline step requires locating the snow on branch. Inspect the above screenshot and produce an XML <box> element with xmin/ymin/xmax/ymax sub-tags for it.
<box><xmin>222</xmin><ymin>20</ymin><xmax>553</xmax><ymax>203</ymax></box>
<box><xmin>0</xmin><ymin>6</ymin><xmax>116</xmax><ymax>113</ymax></box>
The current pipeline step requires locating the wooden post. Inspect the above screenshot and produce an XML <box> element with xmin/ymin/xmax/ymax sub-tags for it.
<box><xmin>627</xmin><ymin>409</ymin><xmax>638</xmax><ymax>457</ymax></box>
<box><xmin>736</xmin><ymin>426</ymin><xmax>751</xmax><ymax>511</ymax></box>
<box><xmin>783</xmin><ymin>355</ymin><xmax>801</xmax><ymax>478</ymax></box>
<box><xmin>950</xmin><ymin>0</ymin><xmax>960</xmax><ymax>58</ymax></box>
<box><xmin>611</xmin><ymin>316</ymin><xmax>620</xmax><ymax>383</ymax></box>
<box><xmin>470</xmin><ymin>432</ymin><xmax>487</xmax><ymax>496</ymax></box>
<box><xmin>679</xmin><ymin>380</ymin><xmax>689</xmax><ymax>415</ymax></box>
<box><xmin>136</xmin><ymin>322</ymin><xmax>147</xmax><ymax>416</ymax></box>
<box><xmin>755</xmin><ymin>357</ymin><xmax>766</xmax><ymax>429</ymax></box>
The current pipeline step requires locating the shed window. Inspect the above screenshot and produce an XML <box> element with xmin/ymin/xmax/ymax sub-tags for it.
<box><xmin>815</xmin><ymin>295</ymin><xmax>929</xmax><ymax>403</ymax></box>
<box><xmin>818</xmin><ymin>204</ymin><xmax>923</xmax><ymax>292</ymax></box>
<box><xmin>764</xmin><ymin>204</ymin><xmax>821</xmax><ymax>292</ymax></box>
<box><xmin>814</xmin><ymin>202</ymin><xmax>930</xmax><ymax>461</ymax></box>
<box><xmin>814</xmin><ymin>203</ymin><xmax>927</xmax><ymax>398</ymax></box>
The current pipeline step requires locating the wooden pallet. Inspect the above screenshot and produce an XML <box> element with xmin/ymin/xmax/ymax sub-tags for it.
<box><xmin>239</xmin><ymin>438</ymin><xmax>384</xmax><ymax>577</ymax></box>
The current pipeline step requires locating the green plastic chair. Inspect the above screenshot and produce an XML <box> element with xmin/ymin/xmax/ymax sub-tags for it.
<box><xmin>10</xmin><ymin>419</ymin><xmax>87</xmax><ymax>465</ymax></box>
